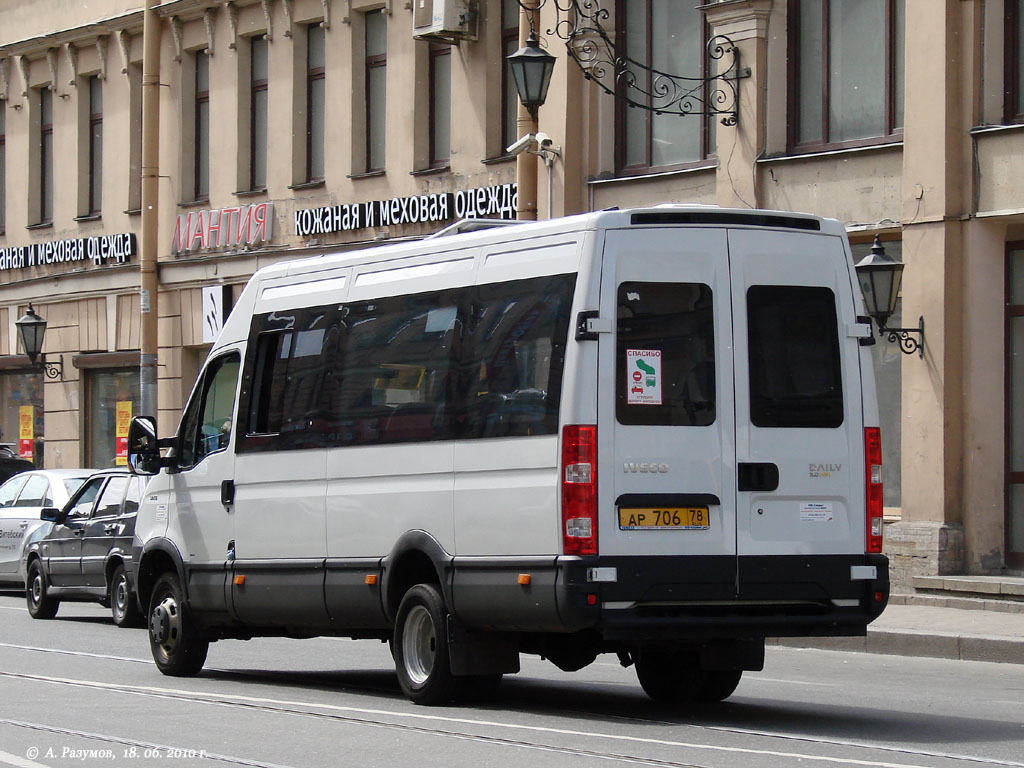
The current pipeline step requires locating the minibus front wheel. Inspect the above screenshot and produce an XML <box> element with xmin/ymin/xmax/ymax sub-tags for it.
<box><xmin>394</xmin><ymin>583</ymin><xmax>458</xmax><ymax>705</ymax></box>
<box><xmin>148</xmin><ymin>572</ymin><xmax>209</xmax><ymax>677</ymax></box>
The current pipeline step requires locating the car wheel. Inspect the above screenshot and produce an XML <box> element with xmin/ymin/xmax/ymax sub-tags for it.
<box><xmin>148</xmin><ymin>572</ymin><xmax>209</xmax><ymax>676</ymax></box>
<box><xmin>110</xmin><ymin>563</ymin><xmax>144</xmax><ymax>628</ymax></box>
<box><xmin>26</xmin><ymin>560</ymin><xmax>59</xmax><ymax>620</ymax></box>
<box><xmin>393</xmin><ymin>583</ymin><xmax>458</xmax><ymax>705</ymax></box>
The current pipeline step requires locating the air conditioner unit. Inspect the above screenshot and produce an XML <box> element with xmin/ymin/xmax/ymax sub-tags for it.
<box><xmin>412</xmin><ymin>0</ymin><xmax>477</xmax><ymax>43</ymax></box>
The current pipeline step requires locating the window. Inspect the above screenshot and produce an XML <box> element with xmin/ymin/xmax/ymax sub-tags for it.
<box><xmin>88</xmin><ymin>76</ymin><xmax>103</xmax><ymax>215</ymax></box>
<box><xmin>618</xmin><ymin>0</ymin><xmax>713</xmax><ymax>172</ymax></box>
<box><xmin>67</xmin><ymin>477</ymin><xmax>104</xmax><ymax>520</ymax></box>
<box><xmin>15</xmin><ymin>475</ymin><xmax>51</xmax><ymax>507</ymax></box>
<box><xmin>0</xmin><ymin>476</ymin><xmax>27</xmax><ymax>508</ymax></box>
<box><xmin>306</xmin><ymin>24</ymin><xmax>326</xmax><ymax>182</ymax></box>
<box><xmin>365</xmin><ymin>10</ymin><xmax>387</xmax><ymax>172</ymax></box>
<box><xmin>502</xmin><ymin>0</ymin><xmax>520</xmax><ymax>153</ymax></box>
<box><xmin>747</xmin><ymin>286</ymin><xmax>843</xmax><ymax>428</ymax></box>
<box><xmin>128</xmin><ymin>63</ymin><xmax>142</xmax><ymax>212</ymax></box>
<box><xmin>94</xmin><ymin>476</ymin><xmax>129</xmax><ymax>518</ymax></box>
<box><xmin>86</xmin><ymin>370</ymin><xmax>141</xmax><ymax>468</ymax></box>
<box><xmin>0</xmin><ymin>106</ymin><xmax>5</xmax><ymax>232</ymax></box>
<box><xmin>194</xmin><ymin>51</ymin><xmax>210</xmax><ymax>200</ymax></box>
<box><xmin>616</xmin><ymin>282</ymin><xmax>716</xmax><ymax>427</ymax></box>
<box><xmin>0</xmin><ymin>373</ymin><xmax>43</xmax><ymax>468</ymax></box>
<box><xmin>1006</xmin><ymin>245</ymin><xmax>1024</xmax><ymax>566</ymax></box>
<box><xmin>1006</xmin><ymin>1</ymin><xmax>1024</xmax><ymax>122</ymax></box>
<box><xmin>429</xmin><ymin>42</ymin><xmax>452</xmax><ymax>167</ymax></box>
<box><xmin>237</xmin><ymin>276</ymin><xmax>576</xmax><ymax>453</ymax></box>
<box><xmin>250</xmin><ymin>36</ymin><xmax>268</xmax><ymax>190</ymax></box>
<box><xmin>40</xmin><ymin>88</ymin><xmax>53</xmax><ymax>223</ymax></box>
<box><xmin>179</xmin><ymin>353</ymin><xmax>240</xmax><ymax>468</ymax></box>
<box><xmin>790</xmin><ymin>0</ymin><xmax>905</xmax><ymax>149</ymax></box>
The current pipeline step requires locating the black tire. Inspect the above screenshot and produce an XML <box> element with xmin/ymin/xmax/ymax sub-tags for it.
<box><xmin>393</xmin><ymin>584</ymin><xmax>458</xmax><ymax>705</ymax></box>
<box><xmin>110</xmin><ymin>563</ymin><xmax>144</xmax><ymax>628</ymax></box>
<box><xmin>26</xmin><ymin>560</ymin><xmax>59</xmax><ymax>620</ymax></box>
<box><xmin>148</xmin><ymin>572</ymin><xmax>209</xmax><ymax>677</ymax></box>
<box><xmin>635</xmin><ymin>651</ymin><xmax>742</xmax><ymax>704</ymax></box>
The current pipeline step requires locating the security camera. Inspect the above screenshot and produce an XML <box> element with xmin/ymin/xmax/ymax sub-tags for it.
<box><xmin>535</xmin><ymin>132</ymin><xmax>554</xmax><ymax>149</ymax></box>
<box><xmin>506</xmin><ymin>133</ymin><xmax>537</xmax><ymax>156</ymax></box>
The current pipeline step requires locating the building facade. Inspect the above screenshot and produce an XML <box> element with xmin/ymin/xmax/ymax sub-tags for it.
<box><xmin>0</xmin><ymin>0</ymin><xmax>1021</xmax><ymax>586</ymax></box>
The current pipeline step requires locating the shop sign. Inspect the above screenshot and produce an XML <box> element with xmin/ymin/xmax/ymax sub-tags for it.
<box><xmin>19</xmin><ymin>406</ymin><xmax>33</xmax><ymax>460</ymax></box>
<box><xmin>0</xmin><ymin>233</ymin><xmax>136</xmax><ymax>274</ymax></box>
<box><xmin>294</xmin><ymin>183</ymin><xmax>517</xmax><ymax>238</ymax></box>
<box><xmin>172</xmin><ymin>202</ymin><xmax>275</xmax><ymax>255</ymax></box>
<box><xmin>115</xmin><ymin>401</ymin><xmax>132</xmax><ymax>466</ymax></box>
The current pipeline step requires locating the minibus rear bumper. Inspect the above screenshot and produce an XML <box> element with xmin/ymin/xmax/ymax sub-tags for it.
<box><xmin>555</xmin><ymin>553</ymin><xmax>890</xmax><ymax>642</ymax></box>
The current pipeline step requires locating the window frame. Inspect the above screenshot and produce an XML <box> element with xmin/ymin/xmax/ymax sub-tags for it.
<box><xmin>194</xmin><ymin>50</ymin><xmax>210</xmax><ymax>201</ymax></box>
<box><xmin>428</xmin><ymin>41</ymin><xmax>452</xmax><ymax>168</ymax></box>
<box><xmin>787</xmin><ymin>0</ymin><xmax>905</xmax><ymax>153</ymax></box>
<box><xmin>306</xmin><ymin>24</ymin><xmax>326</xmax><ymax>183</ymax></box>
<box><xmin>614</xmin><ymin>0</ymin><xmax>715</xmax><ymax>175</ymax></box>
<box><xmin>88</xmin><ymin>75</ymin><xmax>103</xmax><ymax>215</ymax></box>
<box><xmin>365</xmin><ymin>9</ymin><xmax>387</xmax><ymax>173</ymax></box>
<box><xmin>249</xmin><ymin>36</ymin><xmax>269</xmax><ymax>191</ymax></box>
<box><xmin>40</xmin><ymin>88</ymin><xmax>53</xmax><ymax>224</ymax></box>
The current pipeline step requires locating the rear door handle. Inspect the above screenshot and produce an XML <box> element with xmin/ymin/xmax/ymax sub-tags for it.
<box><xmin>738</xmin><ymin>462</ymin><xmax>779</xmax><ymax>492</ymax></box>
<box><xmin>104</xmin><ymin>524</ymin><xmax>118</xmax><ymax>535</ymax></box>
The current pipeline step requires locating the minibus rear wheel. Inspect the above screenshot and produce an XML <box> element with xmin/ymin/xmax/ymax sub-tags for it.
<box><xmin>635</xmin><ymin>650</ymin><xmax>742</xmax><ymax>704</ymax></box>
<box><xmin>394</xmin><ymin>583</ymin><xmax>458</xmax><ymax>705</ymax></box>
<box><xmin>148</xmin><ymin>572</ymin><xmax>209</xmax><ymax>677</ymax></box>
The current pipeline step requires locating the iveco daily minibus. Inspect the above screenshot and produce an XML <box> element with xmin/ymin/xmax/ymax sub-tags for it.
<box><xmin>124</xmin><ymin>206</ymin><xmax>890</xmax><ymax>705</ymax></box>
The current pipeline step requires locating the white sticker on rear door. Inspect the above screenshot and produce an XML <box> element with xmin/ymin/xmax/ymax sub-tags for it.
<box><xmin>800</xmin><ymin>502</ymin><xmax>834</xmax><ymax>522</ymax></box>
<box><xmin>626</xmin><ymin>349</ymin><xmax>662</xmax><ymax>405</ymax></box>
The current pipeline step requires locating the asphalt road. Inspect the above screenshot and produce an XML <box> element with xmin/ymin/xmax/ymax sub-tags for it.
<box><xmin>0</xmin><ymin>591</ymin><xmax>1022</xmax><ymax>768</ymax></box>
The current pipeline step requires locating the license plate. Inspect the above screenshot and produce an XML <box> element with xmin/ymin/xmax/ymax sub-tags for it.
<box><xmin>618</xmin><ymin>507</ymin><xmax>710</xmax><ymax>530</ymax></box>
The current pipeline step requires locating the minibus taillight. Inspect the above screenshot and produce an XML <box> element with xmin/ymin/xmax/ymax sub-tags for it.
<box><xmin>562</xmin><ymin>425</ymin><xmax>598</xmax><ymax>556</ymax></box>
<box><xmin>865</xmin><ymin>427</ymin><xmax>884</xmax><ymax>554</ymax></box>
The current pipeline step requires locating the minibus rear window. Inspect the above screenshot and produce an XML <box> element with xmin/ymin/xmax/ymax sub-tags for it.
<box><xmin>616</xmin><ymin>281</ymin><xmax>715</xmax><ymax>427</ymax></box>
<box><xmin>747</xmin><ymin>285</ymin><xmax>843</xmax><ymax>428</ymax></box>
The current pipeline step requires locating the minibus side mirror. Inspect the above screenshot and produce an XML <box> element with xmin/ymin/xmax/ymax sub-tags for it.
<box><xmin>127</xmin><ymin>416</ymin><xmax>168</xmax><ymax>476</ymax></box>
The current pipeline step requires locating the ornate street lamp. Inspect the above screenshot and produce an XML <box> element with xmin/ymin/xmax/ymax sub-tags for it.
<box><xmin>854</xmin><ymin>236</ymin><xmax>924</xmax><ymax>358</ymax></box>
<box><xmin>507</xmin><ymin>32</ymin><xmax>555</xmax><ymax>119</ymax></box>
<box><xmin>15</xmin><ymin>304</ymin><xmax>64</xmax><ymax>379</ymax></box>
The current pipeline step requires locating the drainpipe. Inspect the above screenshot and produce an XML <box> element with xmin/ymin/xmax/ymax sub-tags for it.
<box><xmin>139</xmin><ymin>1</ymin><xmax>160</xmax><ymax>419</ymax></box>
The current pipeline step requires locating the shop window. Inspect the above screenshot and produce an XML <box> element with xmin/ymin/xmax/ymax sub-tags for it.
<box><xmin>1006</xmin><ymin>245</ymin><xmax>1024</xmax><ymax>567</ymax></box>
<box><xmin>365</xmin><ymin>10</ymin><xmax>387</xmax><ymax>172</ymax></box>
<box><xmin>616</xmin><ymin>0</ymin><xmax>714</xmax><ymax>173</ymax></box>
<box><xmin>789</xmin><ymin>0</ymin><xmax>905</xmax><ymax>150</ymax></box>
<box><xmin>0</xmin><ymin>373</ymin><xmax>44</xmax><ymax>467</ymax></box>
<box><xmin>85</xmin><ymin>369</ymin><xmax>141</xmax><ymax>468</ymax></box>
<box><xmin>851</xmin><ymin>239</ymin><xmax>902</xmax><ymax>508</ymax></box>
<box><xmin>429</xmin><ymin>42</ymin><xmax>451</xmax><ymax>168</ymax></box>
<box><xmin>306</xmin><ymin>24</ymin><xmax>326</xmax><ymax>182</ymax></box>
<box><xmin>250</xmin><ymin>36</ymin><xmax>268</xmax><ymax>190</ymax></box>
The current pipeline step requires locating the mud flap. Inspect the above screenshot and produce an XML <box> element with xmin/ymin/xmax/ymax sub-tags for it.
<box><xmin>447</xmin><ymin>616</ymin><xmax>521</xmax><ymax>676</ymax></box>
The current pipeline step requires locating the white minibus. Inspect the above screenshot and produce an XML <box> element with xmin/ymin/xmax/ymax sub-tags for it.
<box><xmin>125</xmin><ymin>206</ymin><xmax>889</xmax><ymax>705</ymax></box>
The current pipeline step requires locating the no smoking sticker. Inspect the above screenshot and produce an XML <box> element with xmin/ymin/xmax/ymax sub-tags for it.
<box><xmin>626</xmin><ymin>349</ymin><xmax>662</xmax><ymax>405</ymax></box>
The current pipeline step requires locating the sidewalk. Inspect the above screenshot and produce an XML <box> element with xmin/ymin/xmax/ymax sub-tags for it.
<box><xmin>771</xmin><ymin>602</ymin><xmax>1024</xmax><ymax>664</ymax></box>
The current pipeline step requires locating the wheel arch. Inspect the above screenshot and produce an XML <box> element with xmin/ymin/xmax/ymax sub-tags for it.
<box><xmin>136</xmin><ymin>539</ymin><xmax>186</xmax><ymax>613</ymax></box>
<box><xmin>382</xmin><ymin>531</ymin><xmax>453</xmax><ymax>623</ymax></box>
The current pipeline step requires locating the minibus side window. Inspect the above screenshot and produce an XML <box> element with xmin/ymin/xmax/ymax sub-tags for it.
<box><xmin>179</xmin><ymin>353</ymin><xmax>241</xmax><ymax>468</ymax></box>
<box><xmin>746</xmin><ymin>285</ymin><xmax>843</xmax><ymax>428</ymax></box>
<box><xmin>459</xmin><ymin>274</ymin><xmax>574</xmax><ymax>438</ymax></box>
<box><xmin>616</xmin><ymin>281</ymin><xmax>716</xmax><ymax>427</ymax></box>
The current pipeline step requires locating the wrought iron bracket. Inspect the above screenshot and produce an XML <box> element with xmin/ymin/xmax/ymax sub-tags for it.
<box><xmin>515</xmin><ymin>0</ymin><xmax>749</xmax><ymax>125</ymax></box>
<box><xmin>39</xmin><ymin>353</ymin><xmax>64</xmax><ymax>380</ymax></box>
<box><xmin>878</xmin><ymin>316</ymin><xmax>924</xmax><ymax>358</ymax></box>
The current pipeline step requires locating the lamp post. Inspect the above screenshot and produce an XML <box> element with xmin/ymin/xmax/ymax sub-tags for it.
<box><xmin>507</xmin><ymin>32</ymin><xmax>555</xmax><ymax>121</ymax></box>
<box><xmin>854</xmin><ymin>236</ymin><xmax>924</xmax><ymax>357</ymax></box>
<box><xmin>15</xmin><ymin>304</ymin><xmax>64</xmax><ymax>379</ymax></box>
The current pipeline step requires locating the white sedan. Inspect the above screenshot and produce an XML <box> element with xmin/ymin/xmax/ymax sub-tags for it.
<box><xmin>0</xmin><ymin>469</ymin><xmax>96</xmax><ymax>588</ymax></box>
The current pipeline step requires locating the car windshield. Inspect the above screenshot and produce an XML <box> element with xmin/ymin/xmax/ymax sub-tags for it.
<box><xmin>63</xmin><ymin>477</ymin><xmax>90</xmax><ymax>495</ymax></box>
